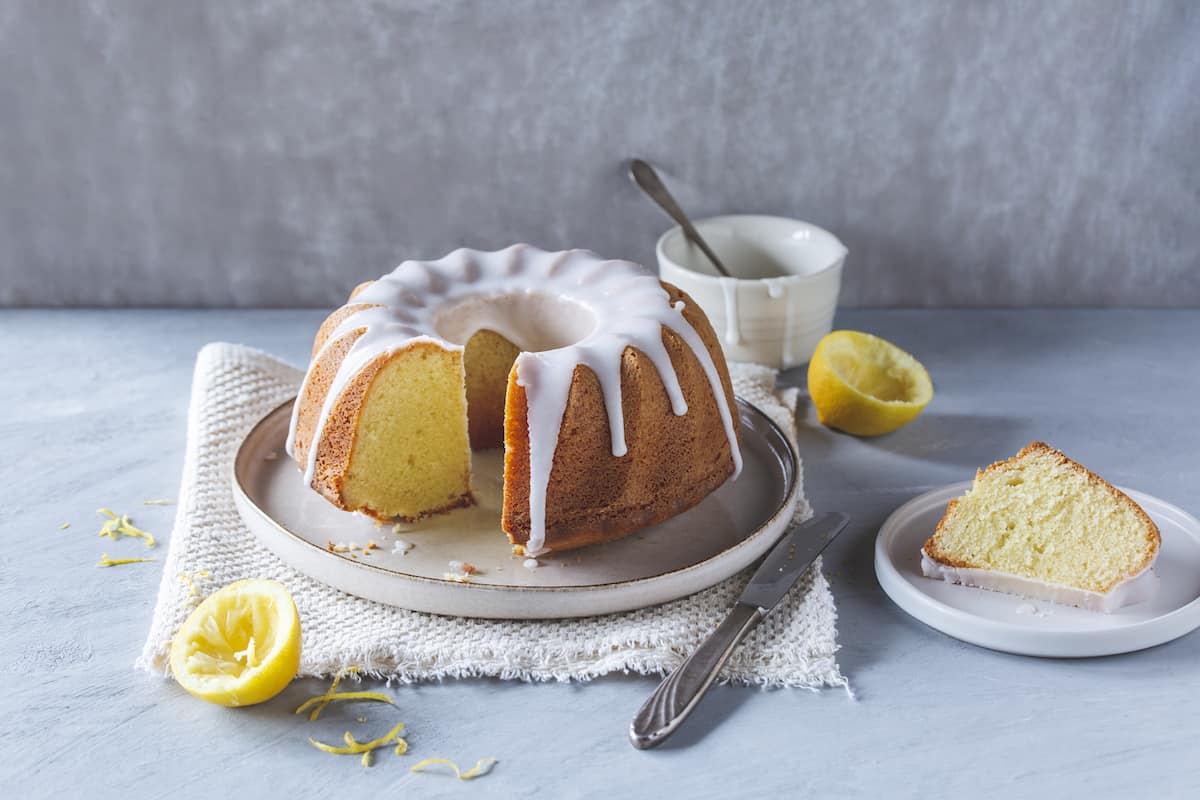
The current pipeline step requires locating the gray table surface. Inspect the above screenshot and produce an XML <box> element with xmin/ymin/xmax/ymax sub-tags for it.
<box><xmin>1</xmin><ymin>309</ymin><xmax>1197</xmax><ymax>798</ymax></box>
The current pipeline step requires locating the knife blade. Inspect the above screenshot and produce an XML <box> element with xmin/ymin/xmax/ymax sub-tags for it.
<box><xmin>629</xmin><ymin>512</ymin><xmax>850</xmax><ymax>750</ymax></box>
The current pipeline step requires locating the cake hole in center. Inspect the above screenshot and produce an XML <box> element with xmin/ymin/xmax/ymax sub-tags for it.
<box><xmin>433</xmin><ymin>291</ymin><xmax>597</xmax><ymax>352</ymax></box>
<box><xmin>437</xmin><ymin>292</ymin><xmax>598</xmax><ymax>451</ymax></box>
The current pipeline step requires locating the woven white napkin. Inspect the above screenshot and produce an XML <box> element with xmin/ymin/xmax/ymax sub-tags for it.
<box><xmin>137</xmin><ymin>343</ymin><xmax>847</xmax><ymax>690</ymax></box>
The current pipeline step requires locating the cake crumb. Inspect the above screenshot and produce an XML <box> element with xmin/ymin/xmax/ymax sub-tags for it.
<box><xmin>522</xmin><ymin>559</ymin><xmax>539</xmax><ymax>570</ymax></box>
<box><xmin>443</xmin><ymin>572</ymin><xmax>472</xmax><ymax>584</ymax></box>
<box><xmin>391</xmin><ymin>539</ymin><xmax>413</xmax><ymax>555</ymax></box>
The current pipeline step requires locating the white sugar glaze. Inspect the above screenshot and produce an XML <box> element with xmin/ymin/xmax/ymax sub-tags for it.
<box><xmin>920</xmin><ymin>548</ymin><xmax>1159</xmax><ymax>613</ymax></box>
<box><xmin>760</xmin><ymin>277</ymin><xmax>793</xmax><ymax>365</ymax></box>
<box><xmin>286</xmin><ymin>244</ymin><xmax>743</xmax><ymax>556</ymax></box>
<box><xmin>718</xmin><ymin>277</ymin><xmax>741</xmax><ymax>345</ymax></box>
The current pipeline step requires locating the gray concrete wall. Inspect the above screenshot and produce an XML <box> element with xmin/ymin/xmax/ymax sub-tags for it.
<box><xmin>2</xmin><ymin>0</ymin><xmax>1197</xmax><ymax>308</ymax></box>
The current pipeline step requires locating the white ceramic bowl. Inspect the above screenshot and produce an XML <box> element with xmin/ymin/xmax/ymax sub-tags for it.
<box><xmin>656</xmin><ymin>214</ymin><xmax>847</xmax><ymax>369</ymax></box>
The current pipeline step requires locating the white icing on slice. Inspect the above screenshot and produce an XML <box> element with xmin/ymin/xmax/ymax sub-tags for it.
<box><xmin>287</xmin><ymin>245</ymin><xmax>743</xmax><ymax>556</ymax></box>
<box><xmin>920</xmin><ymin>548</ymin><xmax>1159</xmax><ymax>613</ymax></box>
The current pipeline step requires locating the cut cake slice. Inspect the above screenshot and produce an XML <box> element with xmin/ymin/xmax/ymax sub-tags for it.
<box><xmin>922</xmin><ymin>442</ymin><xmax>1160</xmax><ymax>612</ymax></box>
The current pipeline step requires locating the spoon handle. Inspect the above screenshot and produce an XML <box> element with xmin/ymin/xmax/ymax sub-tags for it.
<box><xmin>628</xmin><ymin>159</ymin><xmax>732</xmax><ymax>278</ymax></box>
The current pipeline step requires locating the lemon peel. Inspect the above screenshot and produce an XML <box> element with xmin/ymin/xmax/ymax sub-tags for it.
<box><xmin>97</xmin><ymin>552</ymin><xmax>155</xmax><ymax>567</ymax></box>
<box><xmin>59</xmin><ymin>522</ymin><xmax>70</xmax><ymax>530</ymax></box>
<box><xmin>96</xmin><ymin>509</ymin><xmax>156</xmax><ymax>547</ymax></box>
<box><xmin>142</xmin><ymin>499</ymin><xmax>173</xmax><ymax>505</ymax></box>
<box><xmin>170</xmin><ymin>579</ymin><xmax>301</xmax><ymax>707</ymax></box>
<box><xmin>410</xmin><ymin>757</ymin><xmax>498</xmax><ymax>780</ymax></box>
<box><xmin>807</xmin><ymin>330</ymin><xmax>933</xmax><ymax>436</ymax></box>
<box><xmin>295</xmin><ymin>667</ymin><xmax>395</xmax><ymax>721</ymax></box>
<box><xmin>295</xmin><ymin>690</ymin><xmax>396</xmax><ymax>720</ymax></box>
<box><xmin>308</xmin><ymin>723</ymin><xmax>407</xmax><ymax>767</ymax></box>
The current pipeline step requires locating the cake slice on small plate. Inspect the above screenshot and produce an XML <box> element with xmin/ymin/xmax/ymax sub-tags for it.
<box><xmin>922</xmin><ymin>442</ymin><xmax>1160</xmax><ymax>612</ymax></box>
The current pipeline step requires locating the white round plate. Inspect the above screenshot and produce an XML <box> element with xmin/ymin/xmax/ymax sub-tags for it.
<box><xmin>233</xmin><ymin>398</ymin><xmax>799</xmax><ymax>619</ymax></box>
<box><xmin>875</xmin><ymin>481</ymin><xmax>1200</xmax><ymax>657</ymax></box>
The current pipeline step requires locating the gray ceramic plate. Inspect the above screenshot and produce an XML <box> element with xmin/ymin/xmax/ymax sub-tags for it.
<box><xmin>232</xmin><ymin>398</ymin><xmax>799</xmax><ymax>619</ymax></box>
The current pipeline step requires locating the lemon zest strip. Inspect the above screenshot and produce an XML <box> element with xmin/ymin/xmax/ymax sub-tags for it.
<box><xmin>307</xmin><ymin>723</ymin><xmax>406</xmax><ymax>767</ymax></box>
<box><xmin>96</xmin><ymin>509</ymin><xmax>156</xmax><ymax>547</ymax></box>
<box><xmin>296</xmin><ymin>666</ymin><xmax>355</xmax><ymax>719</ymax></box>
<box><xmin>59</xmin><ymin>522</ymin><xmax>70</xmax><ymax>530</ymax></box>
<box><xmin>178</xmin><ymin>570</ymin><xmax>211</xmax><ymax>601</ymax></box>
<box><xmin>97</xmin><ymin>552</ymin><xmax>155</xmax><ymax>567</ymax></box>
<box><xmin>294</xmin><ymin>667</ymin><xmax>396</xmax><ymax>720</ymax></box>
<box><xmin>142</xmin><ymin>499</ymin><xmax>173</xmax><ymax>505</ymax></box>
<box><xmin>294</xmin><ymin>691</ymin><xmax>395</xmax><ymax>720</ymax></box>
<box><xmin>410</xmin><ymin>757</ymin><xmax>498</xmax><ymax>780</ymax></box>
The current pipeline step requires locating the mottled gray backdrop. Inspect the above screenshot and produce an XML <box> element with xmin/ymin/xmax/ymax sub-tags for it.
<box><xmin>2</xmin><ymin>0</ymin><xmax>1197</xmax><ymax>307</ymax></box>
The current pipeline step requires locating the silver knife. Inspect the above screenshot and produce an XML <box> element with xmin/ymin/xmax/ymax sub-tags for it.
<box><xmin>629</xmin><ymin>512</ymin><xmax>850</xmax><ymax>750</ymax></box>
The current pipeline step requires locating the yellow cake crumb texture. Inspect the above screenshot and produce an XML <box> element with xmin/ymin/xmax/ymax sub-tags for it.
<box><xmin>925</xmin><ymin>442</ymin><xmax>1159</xmax><ymax>593</ymax></box>
<box><xmin>341</xmin><ymin>344</ymin><xmax>474</xmax><ymax>521</ymax></box>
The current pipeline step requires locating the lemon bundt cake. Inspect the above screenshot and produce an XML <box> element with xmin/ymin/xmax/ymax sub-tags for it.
<box><xmin>921</xmin><ymin>442</ymin><xmax>1160</xmax><ymax>612</ymax></box>
<box><xmin>286</xmin><ymin>245</ymin><xmax>742</xmax><ymax>556</ymax></box>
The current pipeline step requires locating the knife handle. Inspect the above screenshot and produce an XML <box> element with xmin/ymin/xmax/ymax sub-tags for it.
<box><xmin>629</xmin><ymin>603</ymin><xmax>764</xmax><ymax>750</ymax></box>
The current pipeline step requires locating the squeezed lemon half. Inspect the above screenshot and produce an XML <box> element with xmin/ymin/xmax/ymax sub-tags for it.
<box><xmin>169</xmin><ymin>579</ymin><xmax>301</xmax><ymax>707</ymax></box>
<box><xmin>807</xmin><ymin>330</ymin><xmax>933</xmax><ymax>436</ymax></box>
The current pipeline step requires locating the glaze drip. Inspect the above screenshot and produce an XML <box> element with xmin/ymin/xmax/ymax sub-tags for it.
<box><xmin>760</xmin><ymin>277</ymin><xmax>794</xmax><ymax>365</ymax></box>
<box><xmin>286</xmin><ymin>245</ymin><xmax>742</xmax><ymax>556</ymax></box>
<box><xmin>718</xmin><ymin>277</ymin><xmax>741</xmax><ymax>345</ymax></box>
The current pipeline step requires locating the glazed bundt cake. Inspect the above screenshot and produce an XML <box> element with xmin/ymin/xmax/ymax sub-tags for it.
<box><xmin>286</xmin><ymin>245</ymin><xmax>743</xmax><ymax>556</ymax></box>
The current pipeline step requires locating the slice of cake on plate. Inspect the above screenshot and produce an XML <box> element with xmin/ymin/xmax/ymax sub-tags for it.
<box><xmin>921</xmin><ymin>442</ymin><xmax>1160</xmax><ymax>612</ymax></box>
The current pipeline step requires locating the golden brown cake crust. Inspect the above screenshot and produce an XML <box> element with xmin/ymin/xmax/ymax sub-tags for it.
<box><xmin>292</xmin><ymin>276</ymin><xmax>740</xmax><ymax>549</ymax></box>
<box><xmin>501</xmin><ymin>282</ymin><xmax>739</xmax><ymax>552</ymax></box>
<box><xmin>923</xmin><ymin>441</ymin><xmax>1160</xmax><ymax>590</ymax></box>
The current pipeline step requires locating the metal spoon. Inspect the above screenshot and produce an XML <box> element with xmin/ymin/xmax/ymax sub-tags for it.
<box><xmin>628</xmin><ymin>158</ymin><xmax>734</xmax><ymax>278</ymax></box>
